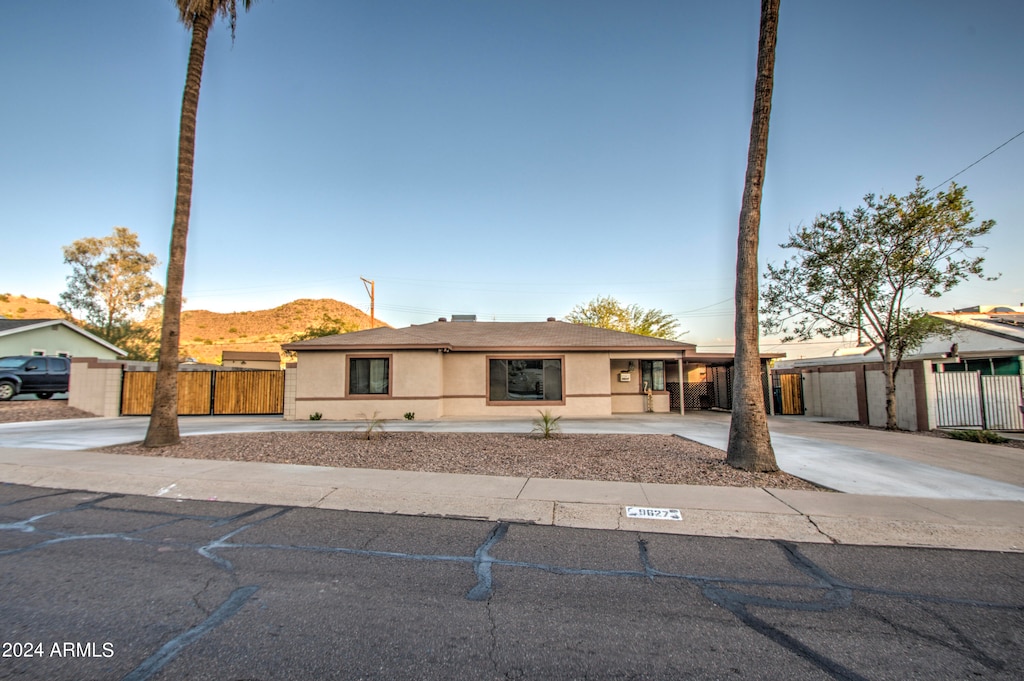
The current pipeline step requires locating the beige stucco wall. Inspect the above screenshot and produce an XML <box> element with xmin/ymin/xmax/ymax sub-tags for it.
<box><xmin>68</xmin><ymin>359</ymin><xmax>125</xmax><ymax>417</ymax></box>
<box><xmin>610</xmin><ymin>359</ymin><xmax>636</xmax><ymax>394</ymax></box>
<box><xmin>290</xmin><ymin>350</ymin><xmax>444</xmax><ymax>421</ymax></box>
<box><xmin>288</xmin><ymin>349</ymin><xmax>681</xmax><ymax>420</ymax></box>
<box><xmin>442</xmin><ymin>353</ymin><xmax>482</xmax><ymax>398</ymax></box>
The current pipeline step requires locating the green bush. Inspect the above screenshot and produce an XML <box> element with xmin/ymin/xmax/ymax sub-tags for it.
<box><xmin>404</xmin><ymin>412</ymin><xmax>415</xmax><ymax>420</ymax></box>
<box><xmin>945</xmin><ymin>429</ymin><xmax>1009</xmax><ymax>444</ymax></box>
<box><xmin>309</xmin><ymin>412</ymin><xmax>323</xmax><ymax>421</ymax></box>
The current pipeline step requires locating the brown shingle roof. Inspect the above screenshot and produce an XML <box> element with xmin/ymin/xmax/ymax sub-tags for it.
<box><xmin>282</xmin><ymin>320</ymin><xmax>696</xmax><ymax>352</ymax></box>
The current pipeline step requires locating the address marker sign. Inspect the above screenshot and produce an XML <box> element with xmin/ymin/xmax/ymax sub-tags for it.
<box><xmin>625</xmin><ymin>506</ymin><xmax>682</xmax><ymax>521</ymax></box>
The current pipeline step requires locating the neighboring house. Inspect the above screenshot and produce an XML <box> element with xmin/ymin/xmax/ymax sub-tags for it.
<box><xmin>282</xmin><ymin>317</ymin><xmax>780</xmax><ymax>420</ymax></box>
<box><xmin>772</xmin><ymin>308</ymin><xmax>1024</xmax><ymax>431</ymax></box>
<box><xmin>0</xmin><ymin>318</ymin><xmax>126</xmax><ymax>360</ymax></box>
<box><xmin>221</xmin><ymin>350</ymin><xmax>281</xmax><ymax>370</ymax></box>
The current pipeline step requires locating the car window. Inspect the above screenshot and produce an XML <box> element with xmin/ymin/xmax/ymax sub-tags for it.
<box><xmin>0</xmin><ymin>358</ymin><xmax>27</xmax><ymax>369</ymax></box>
<box><xmin>48</xmin><ymin>358</ymin><xmax>69</xmax><ymax>373</ymax></box>
<box><xmin>24</xmin><ymin>359</ymin><xmax>46</xmax><ymax>371</ymax></box>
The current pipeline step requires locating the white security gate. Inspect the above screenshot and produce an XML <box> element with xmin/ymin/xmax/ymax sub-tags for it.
<box><xmin>934</xmin><ymin>371</ymin><xmax>1023</xmax><ymax>430</ymax></box>
<box><xmin>982</xmin><ymin>375</ymin><xmax>1024</xmax><ymax>431</ymax></box>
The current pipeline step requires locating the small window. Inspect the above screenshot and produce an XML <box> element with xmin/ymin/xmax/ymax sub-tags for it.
<box><xmin>489</xmin><ymin>358</ymin><xmax>562</xmax><ymax>402</ymax></box>
<box><xmin>349</xmin><ymin>357</ymin><xmax>389</xmax><ymax>395</ymax></box>
<box><xmin>641</xmin><ymin>360</ymin><xmax>665</xmax><ymax>391</ymax></box>
<box><xmin>30</xmin><ymin>349</ymin><xmax>45</xmax><ymax>357</ymax></box>
<box><xmin>24</xmin><ymin>358</ymin><xmax>46</xmax><ymax>372</ymax></box>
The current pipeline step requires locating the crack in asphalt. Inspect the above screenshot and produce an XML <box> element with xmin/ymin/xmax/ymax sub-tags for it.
<box><xmin>1</xmin><ymin>488</ymin><xmax>1021</xmax><ymax>680</ymax></box>
<box><xmin>120</xmin><ymin>585</ymin><xmax>260</xmax><ymax>681</ymax></box>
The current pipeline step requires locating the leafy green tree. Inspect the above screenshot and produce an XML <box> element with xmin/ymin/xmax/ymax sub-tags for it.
<box><xmin>290</xmin><ymin>314</ymin><xmax>359</xmax><ymax>343</ymax></box>
<box><xmin>59</xmin><ymin>226</ymin><xmax>162</xmax><ymax>332</ymax></box>
<box><xmin>59</xmin><ymin>227</ymin><xmax>162</xmax><ymax>359</ymax></box>
<box><xmin>565</xmin><ymin>296</ymin><xmax>681</xmax><ymax>339</ymax></box>
<box><xmin>146</xmin><ymin>0</ymin><xmax>254</xmax><ymax>448</ymax></box>
<box><xmin>727</xmin><ymin>0</ymin><xmax>780</xmax><ymax>472</ymax></box>
<box><xmin>284</xmin><ymin>314</ymin><xmax>359</xmax><ymax>358</ymax></box>
<box><xmin>761</xmin><ymin>178</ymin><xmax>995</xmax><ymax>430</ymax></box>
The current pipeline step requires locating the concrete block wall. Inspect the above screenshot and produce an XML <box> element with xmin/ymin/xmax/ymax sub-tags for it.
<box><xmin>283</xmin><ymin>365</ymin><xmax>297</xmax><ymax>420</ymax></box>
<box><xmin>865</xmin><ymin>370</ymin><xmax>918</xmax><ymax>430</ymax></box>
<box><xmin>69</xmin><ymin>358</ymin><xmax>125</xmax><ymax>417</ymax></box>
<box><xmin>801</xmin><ymin>371</ymin><xmax>859</xmax><ymax>420</ymax></box>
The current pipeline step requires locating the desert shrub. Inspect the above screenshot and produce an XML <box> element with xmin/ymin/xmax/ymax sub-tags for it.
<box><xmin>356</xmin><ymin>411</ymin><xmax>385</xmax><ymax>440</ymax></box>
<box><xmin>945</xmin><ymin>429</ymin><xmax>1009</xmax><ymax>444</ymax></box>
<box><xmin>531</xmin><ymin>409</ymin><xmax>562</xmax><ymax>439</ymax></box>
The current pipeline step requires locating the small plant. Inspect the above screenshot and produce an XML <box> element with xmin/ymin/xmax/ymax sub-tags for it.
<box><xmin>531</xmin><ymin>409</ymin><xmax>562</xmax><ymax>439</ymax></box>
<box><xmin>945</xmin><ymin>429</ymin><xmax>1009</xmax><ymax>444</ymax></box>
<box><xmin>404</xmin><ymin>412</ymin><xmax>416</xmax><ymax>420</ymax></box>
<box><xmin>309</xmin><ymin>412</ymin><xmax>323</xmax><ymax>421</ymax></box>
<box><xmin>356</xmin><ymin>411</ymin><xmax>386</xmax><ymax>440</ymax></box>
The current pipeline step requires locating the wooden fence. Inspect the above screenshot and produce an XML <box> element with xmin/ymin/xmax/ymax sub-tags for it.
<box><xmin>121</xmin><ymin>370</ymin><xmax>284</xmax><ymax>416</ymax></box>
<box><xmin>777</xmin><ymin>373</ymin><xmax>804</xmax><ymax>415</ymax></box>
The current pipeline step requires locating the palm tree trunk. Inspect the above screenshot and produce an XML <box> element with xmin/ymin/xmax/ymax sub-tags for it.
<box><xmin>726</xmin><ymin>0</ymin><xmax>780</xmax><ymax>472</ymax></box>
<box><xmin>144</xmin><ymin>11</ymin><xmax>212</xmax><ymax>447</ymax></box>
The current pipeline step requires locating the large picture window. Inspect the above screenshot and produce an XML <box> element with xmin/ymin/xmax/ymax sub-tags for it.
<box><xmin>641</xmin><ymin>360</ymin><xmax>665</xmax><ymax>391</ymax></box>
<box><xmin>349</xmin><ymin>357</ymin><xmax>389</xmax><ymax>395</ymax></box>
<box><xmin>489</xmin><ymin>358</ymin><xmax>562</xmax><ymax>402</ymax></box>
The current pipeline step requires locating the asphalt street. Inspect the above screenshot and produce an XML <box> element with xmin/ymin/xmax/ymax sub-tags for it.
<box><xmin>1</xmin><ymin>484</ymin><xmax>1021</xmax><ymax>680</ymax></box>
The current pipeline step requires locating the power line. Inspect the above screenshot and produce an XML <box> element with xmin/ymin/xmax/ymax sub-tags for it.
<box><xmin>928</xmin><ymin>127</ymin><xmax>1024</xmax><ymax>194</ymax></box>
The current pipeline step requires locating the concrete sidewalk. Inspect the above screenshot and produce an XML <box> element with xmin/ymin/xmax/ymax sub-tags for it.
<box><xmin>1</xmin><ymin>413</ymin><xmax>1022</xmax><ymax>552</ymax></box>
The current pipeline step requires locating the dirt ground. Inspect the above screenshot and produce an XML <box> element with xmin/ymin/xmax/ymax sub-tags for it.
<box><xmin>96</xmin><ymin>430</ymin><xmax>824</xmax><ymax>490</ymax></box>
<box><xmin>0</xmin><ymin>399</ymin><xmax>97</xmax><ymax>424</ymax></box>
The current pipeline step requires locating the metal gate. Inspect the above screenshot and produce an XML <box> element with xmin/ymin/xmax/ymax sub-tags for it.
<box><xmin>934</xmin><ymin>371</ymin><xmax>1023</xmax><ymax>430</ymax></box>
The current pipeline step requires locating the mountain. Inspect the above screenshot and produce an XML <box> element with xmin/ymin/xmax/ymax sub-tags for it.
<box><xmin>177</xmin><ymin>298</ymin><xmax>385</xmax><ymax>364</ymax></box>
<box><xmin>1</xmin><ymin>294</ymin><xmax>385</xmax><ymax>364</ymax></box>
<box><xmin>0</xmin><ymin>294</ymin><xmax>66</xmax><ymax>320</ymax></box>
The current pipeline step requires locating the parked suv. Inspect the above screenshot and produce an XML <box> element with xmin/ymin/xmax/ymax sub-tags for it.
<box><xmin>0</xmin><ymin>355</ymin><xmax>71</xmax><ymax>400</ymax></box>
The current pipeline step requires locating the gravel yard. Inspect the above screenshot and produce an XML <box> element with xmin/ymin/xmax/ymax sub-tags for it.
<box><xmin>5</xmin><ymin>401</ymin><xmax>823</xmax><ymax>489</ymax></box>
<box><xmin>0</xmin><ymin>399</ymin><xmax>96</xmax><ymax>423</ymax></box>
<box><xmin>96</xmin><ymin>431</ymin><xmax>824</xmax><ymax>490</ymax></box>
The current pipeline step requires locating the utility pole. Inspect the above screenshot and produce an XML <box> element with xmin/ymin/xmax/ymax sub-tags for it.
<box><xmin>361</xmin><ymin>277</ymin><xmax>375</xmax><ymax>328</ymax></box>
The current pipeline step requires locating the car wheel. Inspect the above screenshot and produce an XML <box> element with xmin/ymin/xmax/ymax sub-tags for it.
<box><xmin>36</xmin><ymin>392</ymin><xmax>54</xmax><ymax>400</ymax></box>
<box><xmin>0</xmin><ymin>382</ymin><xmax>15</xmax><ymax>401</ymax></box>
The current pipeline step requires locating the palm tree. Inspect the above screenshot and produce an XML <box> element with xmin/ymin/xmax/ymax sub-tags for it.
<box><xmin>726</xmin><ymin>0</ymin><xmax>780</xmax><ymax>472</ymax></box>
<box><xmin>145</xmin><ymin>0</ymin><xmax>254</xmax><ymax>447</ymax></box>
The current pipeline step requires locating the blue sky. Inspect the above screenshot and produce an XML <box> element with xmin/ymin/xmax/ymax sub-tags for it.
<box><xmin>2</xmin><ymin>0</ymin><xmax>1021</xmax><ymax>357</ymax></box>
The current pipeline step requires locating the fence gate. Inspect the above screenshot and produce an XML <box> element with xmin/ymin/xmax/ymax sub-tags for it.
<box><xmin>121</xmin><ymin>370</ymin><xmax>284</xmax><ymax>416</ymax></box>
<box><xmin>934</xmin><ymin>371</ymin><xmax>1023</xmax><ymax>430</ymax></box>
<box><xmin>774</xmin><ymin>373</ymin><xmax>804</xmax><ymax>415</ymax></box>
<box><xmin>981</xmin><ymin>375</ymin><xmax>1024</xmax><ymax>431</ymax></box>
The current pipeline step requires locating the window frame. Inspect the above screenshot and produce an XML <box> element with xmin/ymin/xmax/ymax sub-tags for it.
<box><xmin>641</xmin><ymin>360</ymin><xmax>666</xmax><ymax>392</ymax></box>
<box><xmin>345</xmin><ymin>354</ymin><xmax>393</xmax><ymax>398</ymax></box>
<box><xmin>486</xmin><ymin>355</ymin><xmax>566</xmax><ymax>406</ymax></box>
